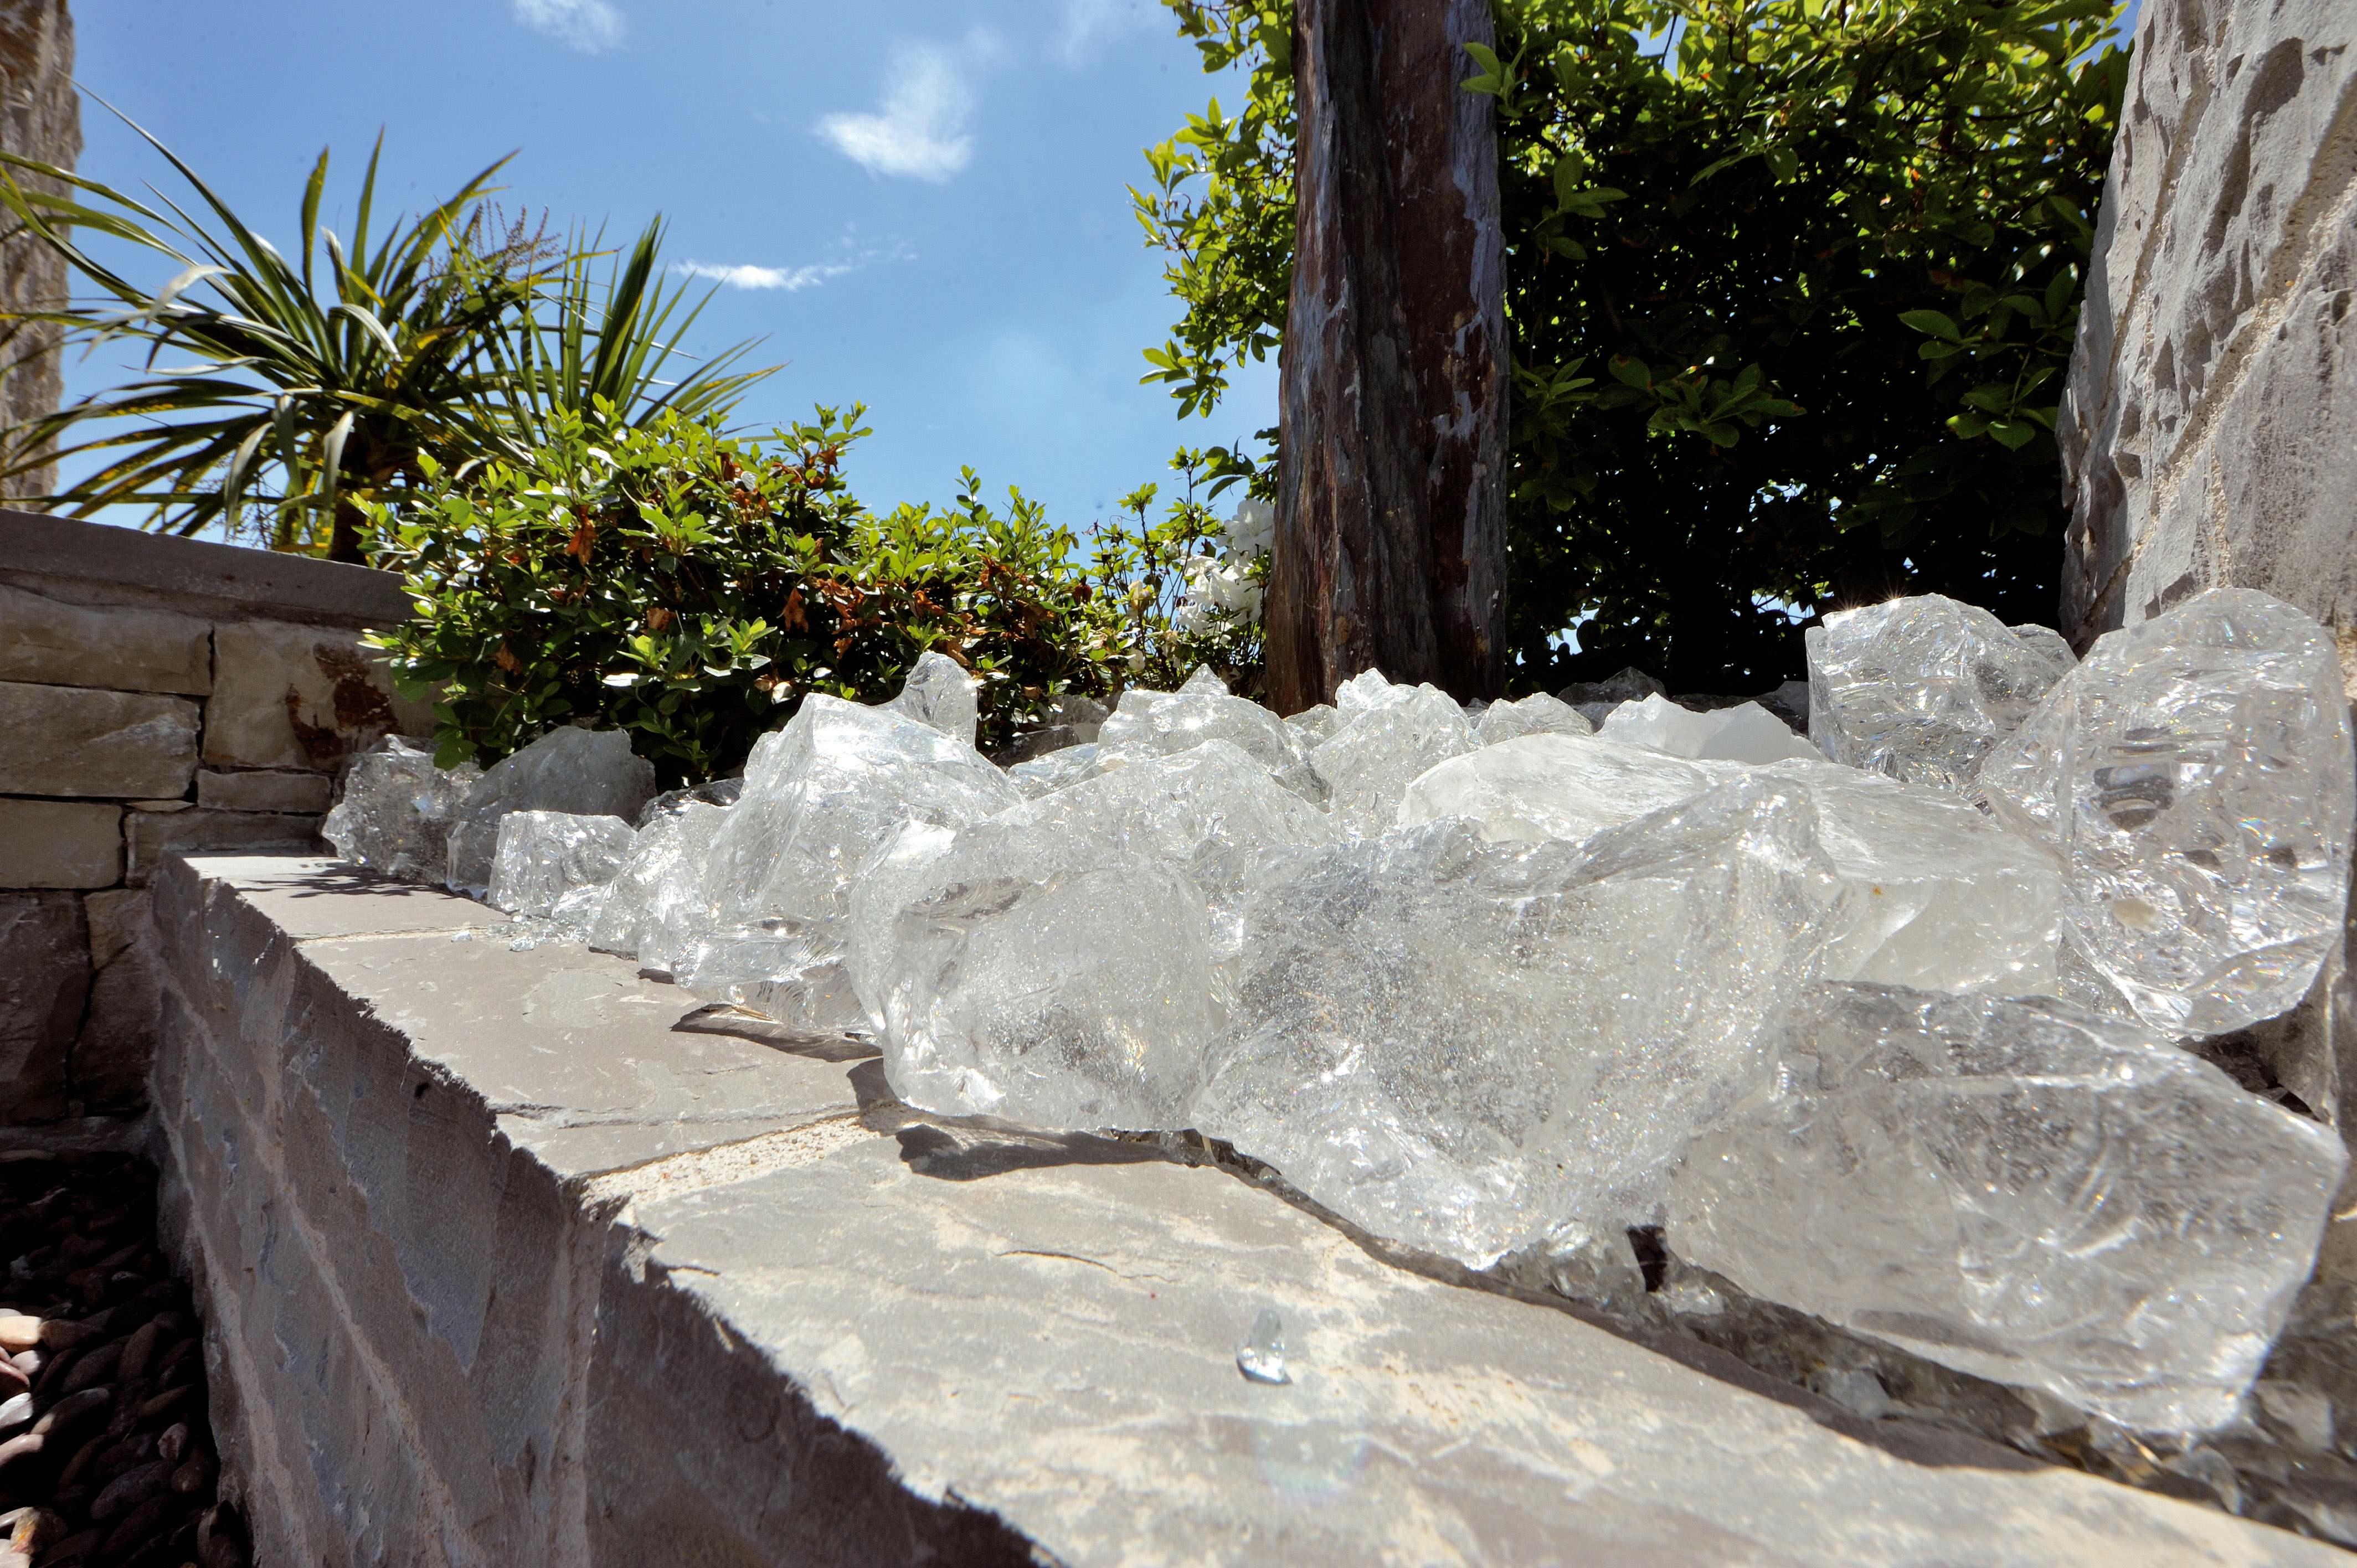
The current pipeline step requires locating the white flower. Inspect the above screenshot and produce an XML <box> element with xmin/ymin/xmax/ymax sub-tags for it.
<box><xmin>1223</xmin><ymin>497</ymin><xmax>1275</xmax><ymax>560</ymax></box>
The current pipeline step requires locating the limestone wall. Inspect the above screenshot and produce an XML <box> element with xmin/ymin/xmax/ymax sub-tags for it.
<box><xmin>0</xmin><ymin>510</ymin><xmax>425</xmax><ymax>1121</ymax></box>
<box><xmin>0</xmin><ymin>0</ymin><xmax>79</xmax><ymax>500</ymax></box>
<box><xmin>2059</xmin><ymin>0</ymin><xmax>2357</xmax><ymax>652</ymax></box>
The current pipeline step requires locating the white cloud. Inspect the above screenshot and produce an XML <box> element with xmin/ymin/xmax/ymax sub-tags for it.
<box><xmin>1054</xmin><ymin>0</ymin><xmax>1158</xmax><ymax>66</ymax></box>
<box><xmin>817</xmin><ymin>44</ymin><xmax>977</xmax><ymax>182</ymax></box>
<box><xmin>673</xmin><ymin>260</ymin><xmax>854</xmax><ymax>292</ymax></box>
<box><xmin>513</xmin><ymin>0</ymin><xmax>624</xmax><ymax>53</ymax></box>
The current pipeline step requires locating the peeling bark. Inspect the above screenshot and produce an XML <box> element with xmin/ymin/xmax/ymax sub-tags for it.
<box><xmin>1268</xmin><ymin>0</ymin><xmax>1507</xmax><ymax>713</ymax></box>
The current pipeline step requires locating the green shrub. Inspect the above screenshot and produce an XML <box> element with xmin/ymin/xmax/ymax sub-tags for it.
<box><xmin>368</xmin><ymin>405</ymin><xmax>1129</xmax><ymax>783</ymax></box>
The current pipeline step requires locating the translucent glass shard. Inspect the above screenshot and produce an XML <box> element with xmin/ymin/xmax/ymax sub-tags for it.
<box><xmin>444</xmin><ymin>728</ymin><xmax>657</xmax><ymax>896</ymax></box>
<box><xmin>322</xmin><ymin>736</ymin><xmax>480</xmax><ymax>886</ymax></box>
<box><xmin>1474</xmin><ymin>693</ymin><xmax>1593</xmax><ymax>746</ymax></box>
<box><xmin>693</xmin><ymin>694</ymin><xmax>1019</xmax><ymax>1030</ymax></box>
<box><xmin>1806</xmin><ymin>593</ymin><xmax>2075</xmax><ymax>792</ymax></box>
<box><xmin>884</xmin><ymin>650</ymin><xmax>980</xmax><ymax>744</ymax></box>
<box><xmin>1599</xmin><ymin>695</ymin><xmax>1817</xmax><ymax>764</ymax></box>
<box><xmin>1237</xmin><ymin>1308</ymin><xmax>1291</xmax><ymax>1385</ymax></box>
<box><xmin>1307</xmin><ymin>680</ymin><xmax>1474</xmax><ymax>836</ymax></box>
<box><xmin>1400</xmin><ymin>733</ymin><xmax>1736</xmax><ymax>848</ymax></box>
<box><xmin>587</xmin><ymin>800</ymin><xmax>729</xmax><ymax>969</ymax></box>
<box><xmin>1980</xmin><ymin>587</ymin><xmax>2356</xmax><ymax>1037</ymax></box>
<box><xmin>486</xmin><ymin>811</ymin><xmax>637</xmax><ymax>922</ymax></box>
<box><xmin>1180</xmin><ymin>664</ymin><xmax>1229</xmax><ymax>695</ymax></box>
<box><xmin>851</xmin><ymin>742</ymin><xmax>1337</xmax><ymax>1121</ymax></box>
<box><xmin>1195</xmin><ymin>779</ymin><xmax>1851</xmax><ymax>1267</ymax></box>
<box><xmin>864</xmin><ymin>854</ymin><xmax>1221</xmax><ymax>1128</ymax></box>
<box><xmin>1096</xmin><ymin>683</ymin><xmax>1311</xmax><ymax>793</ymax></box>
<box><xmin>1667</xmin><ymin>982</ymin><xmax>2348</xmax><ymax>1433</ymax></box>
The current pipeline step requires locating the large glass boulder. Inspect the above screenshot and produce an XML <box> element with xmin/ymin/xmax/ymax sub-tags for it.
<box><xmin>694</xmin><ymin>694</ymin><xmax>1020</xmax><ymax>1029</ymax></box>
<box><xmin>1980</xmin><ymin>588</ymin><xmax>2355</xmax><ymax>1037</ymax></box>
<box><xmin>1474</xmin><ymin>692</ymin><xmax>1593</xmax><ymax>746</ymax></box>
<box><xmin>1400</xmin><ymin>733</ymin><xmax>1734</xmax><ymax>847</ymax></box>
<box><xmin>848</xmin><ymin>741</ymin><xmax>1340</xmax><ymax>1123</ymax></box>
<box><xmin>1308</xmin><ymin>675</ymin><xmax>1475</xmax><ymax>836</ymax></box>
<box><xmin>1807</xmin><ymin>593</ymin><xmax>2076</xmax><ymax>793</ymax></box>
<box><xmin>587</xmin><ymin>800</ymin><xmax>730</xmax><ymax>971</ymax></box>
<box><xmin>1194</xmin><ymin>777</ymin><xmax>1851</xmax><ymax>1268</ymax></box>
<box><xmin>443</xmin><ymin>727</ymin><xmax>657</xmax><ymax>896</ymax></box>
<box><xmin>322</xmin><ymin>736</ymin><xmax>480</xmax><ymax>886</ymax></box>
<box><xmin>486</xmin><ymin>811</ymin><xmax>637</xmax><ymax>923</ymax></box>
<box><xmin>1668</xmin><ymin>983</ymin><xmax>2347</xmax><ymax>1433</ymax></box>
<box><xmin>1095</xmin><ymin>682</ymin><xmax>1311</xmax><ymax>793</ymax></box>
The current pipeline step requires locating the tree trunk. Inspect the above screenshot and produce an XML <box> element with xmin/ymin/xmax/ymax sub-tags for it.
<box><xmin>1266</xmin><ymin>0</ymin><xmax>1509</xmax><ymax>713</ymax></box>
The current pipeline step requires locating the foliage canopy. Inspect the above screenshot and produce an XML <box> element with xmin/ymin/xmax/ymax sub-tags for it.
<box><xmin>1136</xmin><ymin>0</ymin><xmax>2129</xmax><ymax>691</ymax></box>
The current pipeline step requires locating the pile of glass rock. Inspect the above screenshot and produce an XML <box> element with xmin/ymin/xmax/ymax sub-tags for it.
<box><xmin>323</xmin><ymin>587</ymin><xmax>2355</xmax><ymax>1438</ymax></box>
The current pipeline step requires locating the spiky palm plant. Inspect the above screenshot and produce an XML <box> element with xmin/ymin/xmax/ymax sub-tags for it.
<box><xmin>0</xmin><ymin>110</ymin><xmax>771</xmax><ymax>561</ymax></box>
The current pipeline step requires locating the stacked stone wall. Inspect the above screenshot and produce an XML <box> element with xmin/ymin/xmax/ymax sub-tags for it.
<box><xmin>2060</xmin><ymin>0</ymin><xmax>2357</xmax><ymax>652</ymax></box>
<box><xmin>0</xmin><ymin>509</ymin><xmax>424</xmax><ymax>1121</ymax></box>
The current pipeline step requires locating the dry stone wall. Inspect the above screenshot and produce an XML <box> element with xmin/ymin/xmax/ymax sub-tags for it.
<box><xmin>2060</xmin><ymin>0</ymin><xmax>2357</xmax><ymax>650</ymax></box>
<box><xmin>0</xmin><ymin>510</ymin><xmax>426</xmax><ymax>1121</ymax></box>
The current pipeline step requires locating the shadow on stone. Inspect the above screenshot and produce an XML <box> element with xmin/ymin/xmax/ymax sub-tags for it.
<box><xmin>669</xmin><ymin>1003</ymin><xmax>880</xmax><ymax>1065</ymax></box>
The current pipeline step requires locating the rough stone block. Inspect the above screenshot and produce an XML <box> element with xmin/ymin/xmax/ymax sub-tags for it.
<box><xmin>205</xmin><ymin>618</ymin><xmax>433</xmax><ymax>771</ymax></box>
<box><xmin>0</xmin><ymin>798</ymin><xmax>121</xmax><ymax>888</ymax></box>
<box><xmin>0</xmin><ymin>579</ymin><xmax>212</xmax><ymax>693</ymax></box>
<box><xmin>125</xmin><ymin>808</ymin><xmax>315</xmax><ymax>886</ymax></box>
<box><xmin>0</xmin><ymin>678</ymin><xmax>199</xmax><ymax>797</ymax></box>
<box><xmin>196</xmin><ymin>767</ymin><xmax>333</xmax><ymax>814</ymax></box>
<box><xmin>81</xmin><ymin>886</ymin><xmax>147</xmax><ymax>968</ymax></box>
<box><xmin>73</xmin><ymin>924</ymin><xmax>158</xmax><ymax>1112</ymax></box>
<box><xmin>0</xmin><ymin>891</ymin><xmax>89</xmax><ymax>1121</ymax></box>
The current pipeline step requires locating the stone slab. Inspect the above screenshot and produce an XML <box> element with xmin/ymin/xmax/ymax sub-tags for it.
<box><xmin>160</xmin><ymin>854</ymin><xmax>502</xmax><ymax>940</ymax></box>
<box><xmin>124</xmin><ymin>809</ymin><xmax>315</xmax><ymax>886</ymax></box>
<box><xmin>0</xmin><ymin>891</ymin><xmax>87</xmax><ymax>1122</ymax></box>
<box><xmin>0</xmin><ymin>797</ymin><xmax>120</xmax><ymax>888</ymax></box>
<box><xmin>0</xmin><ymin>679</ymin><xmax>199</xmax><ymax>797</ymax></box>
<box><xmin>145</xmin><ymin>855</ymin><xmax>2350</xmax><ymax>1567</ymax></box>
<box><xmin>195</xmin><ymin>767</ymin><xmax>333</xmax><ymax>814</ymax></box>
<box><xmin>301</xmin><ymin>931</ymin><xmax>863</xmax><ymax>1178</ymax></box>
<box><xmin>0</xmin><ymin>579</ymin><xmax>212</xmax><ymax>694</ymax></box>
<box><xmin>0</xmin><ymin>508</ymin><xmax>412</xmax><ymax>629</ymax></box>
<box><xmin>204</xmin><ymin>618</ymin><xmax>433</xmax><ymax>772</ymax></box>
<box><xmin>618</xmin><ymin>1136</ymin><xmax>2337</xmax><ymax>1567</ymax></box>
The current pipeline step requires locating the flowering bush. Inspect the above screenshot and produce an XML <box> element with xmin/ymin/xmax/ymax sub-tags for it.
<box><xmin>1085</xmin><ymin>447</ymin><xmax>1270</xmax><ymax>695</ymax></box>
<box><xmin>367</xmin><ymin>406</ymin><xmax>1128</xmax><ymax>783</ymax></box>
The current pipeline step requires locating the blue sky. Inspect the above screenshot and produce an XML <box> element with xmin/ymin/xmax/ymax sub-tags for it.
<box><xmin>62</xmin><ymin>0</ymin><xmax>1273</xmax><ymax>538</ymax></box>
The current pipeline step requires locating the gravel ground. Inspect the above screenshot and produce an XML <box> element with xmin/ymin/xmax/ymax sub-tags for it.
<box><xmin>0</xmin><ymin>1149</ymin><xmax>250</xmax><ymax>1568</ymax></box>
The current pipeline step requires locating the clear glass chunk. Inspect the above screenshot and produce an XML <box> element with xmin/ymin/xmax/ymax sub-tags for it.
<box><xmin>1474</xmin><ymin>692</ymin><xmax>1593</xmax><ymax>746</ymax></box>
<box><xmin>322</xmin><ymin>736</ymin><xmax>480</xmax><ymax>886</ymax></box>
<box><xmin>443</xmin><ymin>727</ymin><xmax>657</xmax><ymax>896</ymax></box>
<box><xmin>884</xmin><ymin>649</ymin><xmax>980</xmax><ymax>744</ymax></box>
<box><xmin>486</xmin><ymin>810</ymin><xmax>637</xmax><ymax>921</ymax></box>
<box><xmin>1805</xmin><ymin>593</ymin><xmax>2075</xmax><ymax>793</ymax></box>
<box><xmin>1667</xmin><ymin>982</ymin><xmax>2348</xmax><ymax>1433</ymax></box>
<box><xmin>1980</xmin><ymin>588</ymin><xmax>2356</xmax><ymax>1037</ymax></box>
<box><xmin>1195</xmin><ymin>778</ymin><xmax>1851</xmax><ymax>1268</ymax></box>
